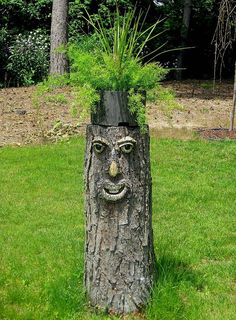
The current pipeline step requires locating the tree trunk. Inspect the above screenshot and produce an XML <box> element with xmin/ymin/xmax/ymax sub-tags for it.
<box><xmin>84</xmin><ymin>125</ymin><xmax>156</xmax><ymax>314</ymax></box>
<box><xmin>49</xmin><ymin>0</ymin><xmax>69</xmax><ymax>75</ymax></box>
<box><xmin>176</xmin><ymin>0</ymin><xmax>192</xmax><ymax>80</ymax></box>
<box><xmin>229</xmin><ymin>60</ymin><xmax>236</xmax><ymax>131</ymax></box>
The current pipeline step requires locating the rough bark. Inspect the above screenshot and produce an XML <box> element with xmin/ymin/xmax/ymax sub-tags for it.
<box><xmin>49</xmin><ymin>0</ymin><xmax>69</xmax><ymax>75</ymax></box>
<box><xmin>84</xmin><ymin>125</ymin><xmax>156</xmax><ymax>314</ymax></box>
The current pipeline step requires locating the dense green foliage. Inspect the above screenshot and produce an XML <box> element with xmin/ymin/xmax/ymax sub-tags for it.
<box><xmin>0</xmin><ymin>0</ymin><xmax>235</xmax><ymax>86</ymax></box>
<box><xmin>1</xmin><ymin>138</ymin><xmax>236</xmax><ymax>319</ymax></box>
<box><xmin>0</xmin><ymin>0</ymin><xmax>51</xmax><ymax>85</ymax></box>
<box><xmin>7</xmin><ymin>29</ymin><xmax>49</xmax><ymax>86</ymax></box>
<box><xmin>66</xmin><ymin>7</ymin><xmax>168</xmax><ymax>130</ymax></box>
<box><xmin>35</xmin><ymin>7</ymin><xmax>170</xmax><ymax>131</ymax></box>
<box><xmin>156</xmin><ymin>0</ymin><xmax>219</xmax><ymax>76</ymax></box>
<box><xmin>68</xmin><ymin>41</ymin><xmax>166</xmax><ymax>92</ymax></box>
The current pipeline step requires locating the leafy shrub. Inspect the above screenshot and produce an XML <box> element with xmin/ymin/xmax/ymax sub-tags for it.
<box><xmin>35</xmin><ymin>7</ymin><xmax>172</xmax><ymax>132</ymax></box>
<box><xmin>7</xmin><ymin>29</ymin><xmax>49</xmax><ymax>86</ymax></box>
<box><xmin>68</xmin><ymin>42</ymin><xmax>166</xmax><ymax>91</ymax></box>
<box><xmin>66</xmin><ymin>4</ymin><xmax>168</xmax><ymax>131</ymax></box>
<box><xmin>68</xmin><ymin>39</ymin><xmax>167</xmax><ymax>131</ymax></box>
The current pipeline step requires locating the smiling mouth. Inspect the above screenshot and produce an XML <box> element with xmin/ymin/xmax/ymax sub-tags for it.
<box><xmin>102</xmin><ymin>183</ymin><xmax>128</xmax><ymax>201</ymax></box>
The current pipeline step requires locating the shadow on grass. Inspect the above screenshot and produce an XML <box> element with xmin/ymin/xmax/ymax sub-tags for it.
<box><xmin>147</xmin><ymin>255</ymin><xmax>205</xmax><ymax>319</ymax></box>
<box><xmin>43</xmin><ymin>255</ymin><xmax>205</xmax><ymax>319</ymax></box>
<box><xmin>43</xmin><ymin>266</ymin><xmax>86</xmax><ymax>318</ymax></box>
<box><xmin>156</xmin><ymin>255</ymin><xmax>204</xmax><ymax>289</ymax></box>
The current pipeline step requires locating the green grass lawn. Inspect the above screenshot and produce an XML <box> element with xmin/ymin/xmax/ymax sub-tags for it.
<box><xmin>0</xmin><ymin>138</ymin><xmax>236</xmax><ymax>319</ymax></box>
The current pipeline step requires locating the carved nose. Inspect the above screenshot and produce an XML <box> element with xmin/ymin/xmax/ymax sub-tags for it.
<box><xmin>109</xmin><ymin>161</ymin><xmax>119</xmax><ymax>177</ymax></box>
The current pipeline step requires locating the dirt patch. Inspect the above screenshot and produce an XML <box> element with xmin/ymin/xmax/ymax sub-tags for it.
<box><xmin>0</xmin><ymin>86</ymin><xmax>81</xmax><ymax>146</ymax></box>
<box><xmin>0</xmin><ymin>80</ymin><xmax>234</xmax><ymax>146</ymax></box>
<box><xmin>148</xmin><ymin>80</ymin><xmax>234</xmax><ymax>131</ymax></box>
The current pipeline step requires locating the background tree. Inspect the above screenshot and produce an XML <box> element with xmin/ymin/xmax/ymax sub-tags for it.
<box><xmin>231</xmin><ymin>61</ymin><xmax>236</xmax><ymax>131</ymax></box>
<box><xmin>50</xmin><ymin>0</ymin><xmax>69</xmax><ymax>75</ymax></box>
<box><xmin>155</xmin><ymin>0</ymin><xmax>218</xmax><ymax>79</ymax></box>
<box><xmin>1</xmin><ymin>0</ymin><xmax>236</xmax><ymax>85</ymax></box>
<box><xmin>212</xmin><ymin>0</ymin><xmax>236</xmax><ymax>82</ymax></box>
<box><xmin>176</xmin><ymin>0</ymin><xmax>192</xmax><ymax>80</ymax></box>
<box><xmin>212</xmin><ymin>0</ymin><xmax>236</xmax><ymax>130</ymax></box>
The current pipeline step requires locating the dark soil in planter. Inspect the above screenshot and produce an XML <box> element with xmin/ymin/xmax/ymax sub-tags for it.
<box><xmin>197</xmin><ymin>128</ymin><xmax>236</xmax><ymax>140</ymax></box>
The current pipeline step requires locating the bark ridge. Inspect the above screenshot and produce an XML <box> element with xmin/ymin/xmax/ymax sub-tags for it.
<box><xmin>84</xmin><ymin>125</ymin><xmax>156</xmax><ymax>314</ymax></box>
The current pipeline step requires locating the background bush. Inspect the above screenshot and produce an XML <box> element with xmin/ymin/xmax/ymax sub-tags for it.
<box><xmin>0</xmin><ymin>0</ymin><xmax>235</xmax><ymax>86</ymax></box>
<box><xmin>6</xmin><ymin>29</ymin><xmax>49</xmax><ymax>86</ymax></box>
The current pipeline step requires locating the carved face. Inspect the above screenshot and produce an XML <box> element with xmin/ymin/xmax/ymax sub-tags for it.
<box><xmin>92</xmin><ymin>135</ymin><xmax>137</xmax><ymax>202</ymax></box>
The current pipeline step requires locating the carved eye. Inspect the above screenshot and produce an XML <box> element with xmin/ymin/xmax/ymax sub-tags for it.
<box><xmin>93</xmin><ymin>142</ymin><xmax>105</xmax><ymax>154</ymax></box>
<box><xmin>120</xmin><ymin>143</ymin><xmax>134</xmax><ymax>154</ymax></box>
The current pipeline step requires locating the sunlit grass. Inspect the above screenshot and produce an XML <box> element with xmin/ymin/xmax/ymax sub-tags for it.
<box><xmin>0</xmin><ymin>138</ymin><xmax>236</xmax><ymax>319</ymax></box>
<box><xmin>150</xmin><ymin>139</ymin><xmax>236</xmax><ymax>320</ymax></box>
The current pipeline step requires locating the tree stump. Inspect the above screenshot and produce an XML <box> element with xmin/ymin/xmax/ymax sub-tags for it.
<box><xmin>84</xmin><ymin>125</ymin><xmax>156</xmax><ymax>314</ymax></box>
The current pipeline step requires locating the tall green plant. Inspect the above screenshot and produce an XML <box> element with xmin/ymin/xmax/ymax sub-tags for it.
<box><xmin>35</xmin><ymin>7</ymin><xmax>170</xmax><ymax>132</ymax></box>
<box><xmin>67</xmin><ymin>37</ymin><xmax>167</xmax><ymax>131</ymax></box>
<box><xmin>66</xmin><ymin>7</ymin><xmax>169</xmax><ymax>130</ymax></box>
<box><xmin>84</xmin><ymin>6</ymin><xmax>166</xmax><ymax>64</ymax></box>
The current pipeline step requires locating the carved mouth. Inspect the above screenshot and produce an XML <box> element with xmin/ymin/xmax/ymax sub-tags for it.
<box><xmin>102</xmin><ymin>182</ymin><xmax>128</xmax><ymax>202</ymax></box>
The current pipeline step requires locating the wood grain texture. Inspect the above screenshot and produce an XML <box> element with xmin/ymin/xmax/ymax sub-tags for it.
<box><xmin>84</xmin><ymin>125</ymin><xmax>156</xmax><ymax>314</ymax></box>
<box><xmin>50</xmin><ymin>0</ymin><xmax>69</xmax><ymax>75</ymax></box>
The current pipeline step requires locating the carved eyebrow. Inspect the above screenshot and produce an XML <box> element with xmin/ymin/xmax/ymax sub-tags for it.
<box><xmin>117</xmin><ymin>136</ymin><xmax>137</xmax><ymax>145</ymax></box>
<box><xmin>92</xmin><ymin>137</ymin><xmax>110</xmax><ymax>146</ymax></box>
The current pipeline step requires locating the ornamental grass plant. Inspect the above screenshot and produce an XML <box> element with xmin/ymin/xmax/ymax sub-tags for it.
<box><xmin>66</xmin><ymin>7</ymin><xmax>169</xmax><ymax>130</ymax></box>
<box><xmin>35</xmin><ymin>6</ymin><xmax>174</xmax><ymax>131</ymax></box>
